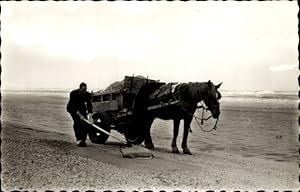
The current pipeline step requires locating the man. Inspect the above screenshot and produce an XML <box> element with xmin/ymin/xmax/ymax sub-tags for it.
<box><xmin>67</xmin><ymin>82</ymin><xmax>93</xmax><ymax>147</ymax></box>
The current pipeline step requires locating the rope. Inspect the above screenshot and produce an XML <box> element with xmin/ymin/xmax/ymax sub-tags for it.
<box><xmin>193</xmin><ymin>111</ymin><xmax>218</xmax><ymax>132</ymax></box>
<box><xmin>171</xmin><ymin>93</ymin><xmax>218</xmax><ymax>133</ymax></box>
<box><xmin>180</xmin><ymin>105</ymin><xmax>218</xmax><ymax>133</ymax></box>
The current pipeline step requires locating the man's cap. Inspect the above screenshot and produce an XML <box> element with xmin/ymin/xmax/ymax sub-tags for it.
<box><xmin>80</xmin><ymin>82</ymin><xmax>87</xmax><ymax>88</ymax></box>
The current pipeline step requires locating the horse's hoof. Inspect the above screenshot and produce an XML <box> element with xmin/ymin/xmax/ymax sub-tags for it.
<box><xmin>183</xmin><ymin>148</ymin><xmax>192</xmax><ymax>155</ymax></box>
<box><xmin>144</xmin><ymin>143</ymin><xmax>154</xmax><ymax>149</ymax></box>
<box><xmin>172</xmin><ymin>147</ymin><xmax>180</xmax><ymax>153</ymax></box>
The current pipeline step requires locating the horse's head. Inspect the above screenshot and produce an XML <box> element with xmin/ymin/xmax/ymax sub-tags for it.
<box><xmin>203</xmin><ymin>80</ymin><xmax>222</xmax><ymax>119</ymax></box>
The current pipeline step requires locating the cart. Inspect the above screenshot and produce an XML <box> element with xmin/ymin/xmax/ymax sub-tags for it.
<box><xmin>89</xmin><ymin>75</ymin><xmax>178</xmax><ymax>144</ymax></box>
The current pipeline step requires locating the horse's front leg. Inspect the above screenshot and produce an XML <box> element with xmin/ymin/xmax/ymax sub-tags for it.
<box><xmin>171</xmin><ymin>119</ymin><xmax>180</xmax><ymax>153</ymax></box>
<box><xmin>144</xmin><ymin>117</ymin><xmax>155</xmax><ymax>149</ymax></box>
<box><xmin>182</xmin><ymin>117</ymin><xmax>193</xmax><ymax>155</ymax></box>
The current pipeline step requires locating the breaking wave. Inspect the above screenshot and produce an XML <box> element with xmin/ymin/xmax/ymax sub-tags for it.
<box><xmin>221</xmin><ymin>90</ymin><xmax>297</xmax><ymax>100</ymax></box>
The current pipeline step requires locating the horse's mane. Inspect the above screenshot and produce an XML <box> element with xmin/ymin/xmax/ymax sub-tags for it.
<box><xmin>187</xmin><ymin>82</ymin><xmax>222</xmax><ymax>100</ymax></box>
<box><xmin>186</xmin><ymin>82</ymin><xmax>208</xmax><ymax>100</ymax></box>
<box><xmin>174</xmin><ymin>82</ymin><xmax>208</xmax><ymax>102</ymax></box>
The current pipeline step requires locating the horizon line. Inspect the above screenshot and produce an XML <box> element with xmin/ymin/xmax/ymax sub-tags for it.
<box><xmin>1</xmin><ymin>88</ymin><xmax>298</xmax><ymax>93</ymax></box>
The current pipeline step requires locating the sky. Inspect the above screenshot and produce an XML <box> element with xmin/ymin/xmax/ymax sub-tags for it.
<box><xmin>1</xmin><ymin>1</ymin><xmax>298</xmax><ymax>92</ymax></box>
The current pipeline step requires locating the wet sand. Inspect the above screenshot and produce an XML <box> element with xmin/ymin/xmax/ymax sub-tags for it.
<box><xmin>1</xmin><ymin>93</ymin><xmax>299</xmax><ymax>190</ymax></box>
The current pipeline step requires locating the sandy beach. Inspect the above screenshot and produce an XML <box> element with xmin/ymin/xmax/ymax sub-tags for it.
<box><xmin>2</xmin><ymin>1</ymin><xmax>298</xmax><ymax>191</ymax></box>
<box><xmin>1</xmin><ymin>93</ymin><xmax>299</xmax><ymax>191</ymax></box>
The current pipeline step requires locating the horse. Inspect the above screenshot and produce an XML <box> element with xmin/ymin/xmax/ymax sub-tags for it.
<box><xmin>141</xmin><ymin>80</ymin><xmax>222</xmax><ymax>154</ymax></box>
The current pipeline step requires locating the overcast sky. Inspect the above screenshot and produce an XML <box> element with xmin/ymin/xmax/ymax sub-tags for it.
<box><xmin>1</xmin><ymin>1</ymin><xmax>298</xmax><ymax>92</ymax></box>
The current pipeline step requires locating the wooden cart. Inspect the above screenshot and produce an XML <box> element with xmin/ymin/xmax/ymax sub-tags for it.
<box><xmin>89</xmin><ymin>75</ymin><xmax>177</xmax><ymax>144</ymax></box>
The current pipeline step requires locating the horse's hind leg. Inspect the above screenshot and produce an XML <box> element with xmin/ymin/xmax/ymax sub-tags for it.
<box><xmin>144</xmin><ymin>117</ymin><xmax>155</xmax><ymax>149</ymax></box>
<box><xmin>182</xmin><ymin>117</ymin><xmax>192</xmax><ymax>155</ymax></box>
<box><xmin>171</xmin><ymin>119</ymin><xmax>180</xmax><ymax>153</ymax></box>
<box><xmin>144</xmin><ymin>132</ymin><xmax>154</xmax><ymax>149</ymax></box>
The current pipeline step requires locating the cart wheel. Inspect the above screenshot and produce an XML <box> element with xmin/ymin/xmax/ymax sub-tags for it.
<box><xmin>124</xmin><ymin>123</ymin><xmax>145</xmax><ymax>145</ymax></box>
<box><xmin>88</xmin><ymin>112</ymin><xmax>111</xmax><ymax>144</ymax></box>
<box><xmin>125</xmin><ymin>131</ymin><xmax>145</xmax><ymax>145</ymax></box>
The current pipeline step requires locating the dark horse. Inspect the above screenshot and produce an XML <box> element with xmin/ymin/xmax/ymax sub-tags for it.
<box><xmin>140</xmin><ymin>80</ymin><xmax>222</xmax><ymax>154</ymax></box>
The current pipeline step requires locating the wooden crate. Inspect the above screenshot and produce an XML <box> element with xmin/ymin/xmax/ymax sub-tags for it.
<box><xmin>122</xmin><ymin>76</ymin><xmax>157</xmax><ymax>110</ymax></box>
<box><xmin>123</xmin><ymin>76</ymin><xmax>156</xmax><ymax>95</ymax></box>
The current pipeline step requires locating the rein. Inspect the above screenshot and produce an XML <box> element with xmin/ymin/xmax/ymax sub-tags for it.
<box><xmin>194</xmin><ymin>107</ymin><xmax>219</xmax><ymax>132</ymax></box>
<box><xmin>171</xmin><ymin>93</ymin><xmax>218</xmax><ymax>133</ymax></box>
<box><xmin>181</xmin><ymin>104</ymin><xmax>219</xmax><ymax>133</ymax></box>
